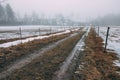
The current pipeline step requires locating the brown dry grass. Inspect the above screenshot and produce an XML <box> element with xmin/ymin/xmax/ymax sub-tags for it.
<box><xmin>72</xmin><ymin>28</ymin><xmax>120</xmax><ymax>80</ymax></box>
<box><xmin>4</xmin><ymin>32</ymin><xmax>85</xmax><ymax>80</ymax></box>
<box><xmin>0</xmin><ymin>33</ymin><xmax>71</xmax><ymax>68</ymax></box>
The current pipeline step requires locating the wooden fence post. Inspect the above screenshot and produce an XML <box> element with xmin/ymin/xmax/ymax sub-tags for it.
<box><xmin>104</xmin><ymin>27</ymin><xmax>110</xmax><ymax>52</ymax></box>
<box><xmin>98</xmin><ymin>26</ymin><xmax>99</xmax><ymax>36</ymax></box>
<box><xmin>19</xmin><ymin>27</ymin><xmax>22</xmax><ymax>43</ymax></box>
<box><xmin>50</xmin><ymin>27</ymin><xmax>52</xmax><ymax>34</ymax></box>
<box><xmin>39</xmin><ymin>28</ymin><xmax>40</xmax><ymax>36</ymax></box>
<box><xmin>19</xmin><ymin>27</ymin><xmax>22</xmax><ymax>39</ymax></box>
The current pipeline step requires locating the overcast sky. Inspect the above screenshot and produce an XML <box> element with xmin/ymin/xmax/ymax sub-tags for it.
<box><xmin>5</xmin><ymin>0</ymin><xmax>120</xmax><ymax>22</ymax></box>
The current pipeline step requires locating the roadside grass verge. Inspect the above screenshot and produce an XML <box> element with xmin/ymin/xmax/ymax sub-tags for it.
<box><xmin>72</xmin><ymin>28</ymin><xmax>120</xmax><ymax>80</ymax></box>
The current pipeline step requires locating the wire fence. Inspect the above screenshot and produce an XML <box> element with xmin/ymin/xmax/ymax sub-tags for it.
<box><xmin>0</xmin><ymin>26</ymin><xmax>81</xmax><ymax>40</ymax></box>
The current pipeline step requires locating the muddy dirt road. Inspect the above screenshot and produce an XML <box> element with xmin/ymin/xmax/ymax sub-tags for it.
<box><xmin>0</xmin><ymin>33</ymin><xmax>78</xmax><ymax>79</ymax></box>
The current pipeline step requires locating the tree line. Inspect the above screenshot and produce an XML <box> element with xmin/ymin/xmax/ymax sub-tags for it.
<box><xmin>0</xmin><ymin>3</ymin><xmax>83</xmax><ymax>26</ymax></box>
<box><xmin>0</xmin><ymin>4</ymin><xmax>16</xmax><ymax>25</ymax></box>
<box><xmin>91</xmin><ymin>14</ymin><xmax>120</xmax><ymax>26</ymax></box>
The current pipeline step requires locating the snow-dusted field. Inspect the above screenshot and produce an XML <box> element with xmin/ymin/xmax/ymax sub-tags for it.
<box><xmin>0</xmin><ymin>25</ymin><xmax>79</xmax><ymax>40</ymax></box>
<box><xmin>0</xmin><ymin>27</ymin><xmax>82</xmax><ymax>48</ymax></box>
<box><xmin>98</xmin><ymin>26</ymin><xmax>120</xmax><ymax>55</ymax></box>
<box><xmin>95</xmin><ymin>26</ymin><xmax>120</xmax><ymax>67</ymax></box>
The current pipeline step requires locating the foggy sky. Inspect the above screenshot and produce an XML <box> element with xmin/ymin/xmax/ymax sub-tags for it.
<box><xmin>6</xmin><ymin>0</ymin><xmax>120</xmax><ymax>22</ymax></box>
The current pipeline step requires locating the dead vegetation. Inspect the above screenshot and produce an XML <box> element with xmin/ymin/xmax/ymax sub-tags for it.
<box><xmin>0</xmin><ymin>33</ymin><xmax>71</xmax><ymax>69</ymax></box>
<box><xmin>72</xmin><ymin>28</ymin><xmax>120</xmax><ymax>80</ymax></box>
<box><xmin>3</xmin><ymin>32</ymin><xmax>85</xmax><ymax>80</ymax></box>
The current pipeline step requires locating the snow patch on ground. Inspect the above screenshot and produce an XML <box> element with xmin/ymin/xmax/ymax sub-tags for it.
<box><xmin>0</xmin><ymin>28</ymin><xmax>79</xmax><ymax>48</ymax></box>
<box><xmin>95</xmin><ymin>26</ymin><xmax>120</xmax><ymax>55</ymax></box>
<box><xmin>114</xmin><ymin>60</ymin><xmax>120</xmax><ymax>67</ymax></box>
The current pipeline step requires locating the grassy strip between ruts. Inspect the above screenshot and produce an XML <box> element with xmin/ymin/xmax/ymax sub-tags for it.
<box><xmin>72</xmin><ymin>28</ymin><xmax>120</xmax><ymax>80</ymax></box>
<box><xmin>3</xmin><ymin>32</ymin><xmax>85</xmax><ymax>80</ymax></box>
<box><xmin>0</xmin><ymin>32</ymin><xmax>71</xmax><ymax>68</ymax></box>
